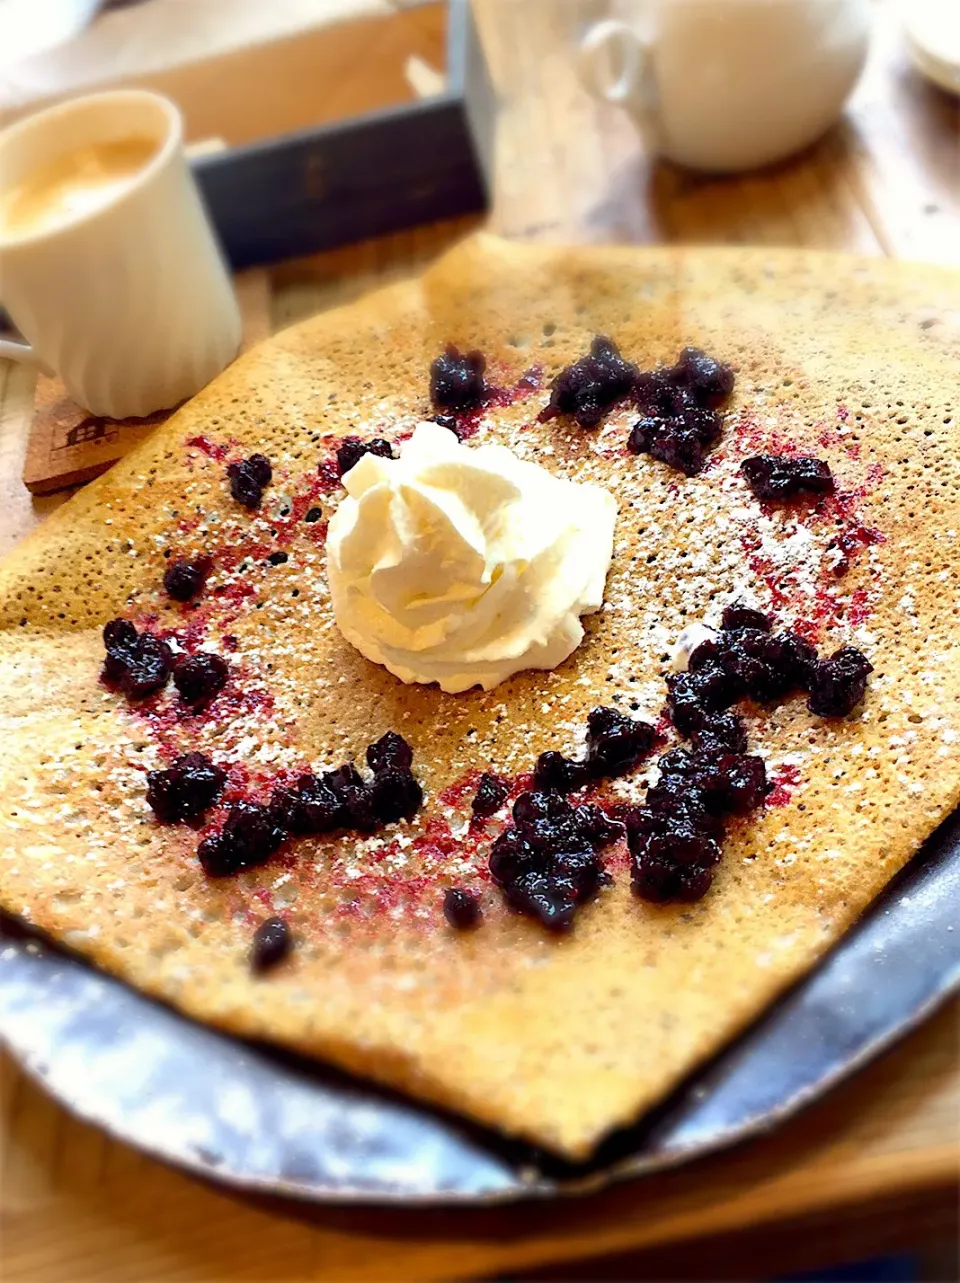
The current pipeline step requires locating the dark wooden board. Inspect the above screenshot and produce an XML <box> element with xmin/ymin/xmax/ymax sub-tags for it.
<box><xmin>194</xmin><ymin>0</ymin><xmax>494</xmax><ymax>269</ymax></box>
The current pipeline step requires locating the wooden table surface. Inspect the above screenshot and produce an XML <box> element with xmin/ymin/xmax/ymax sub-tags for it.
<box><xmin>1</xmin><ymin>2</ymin><xmax>958</xmax><ymax>1280</ymax></box>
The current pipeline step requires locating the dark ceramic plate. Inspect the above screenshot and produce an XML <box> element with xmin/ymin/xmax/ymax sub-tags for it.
<box><xmin>1</xmin><ymin>806</ymin><xmax>958</xmax><ymax>1206</ymax></box>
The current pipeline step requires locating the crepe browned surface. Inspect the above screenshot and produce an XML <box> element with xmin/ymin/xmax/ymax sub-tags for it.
<box><xmin>1</xmin><ymin>236</ymin><xmax>958</xmax><ymax>1159</ymax></box>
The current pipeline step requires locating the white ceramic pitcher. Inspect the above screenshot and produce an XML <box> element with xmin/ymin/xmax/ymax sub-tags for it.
<box><xmin>578</xmin><ymin>0</ymin><xmax>872</xmax><ymax>173</ymax></box>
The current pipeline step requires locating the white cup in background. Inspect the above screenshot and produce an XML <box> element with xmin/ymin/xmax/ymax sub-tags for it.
<box><xmin>0</xmin><ymin>90</ymin><xmax>240</xmax><ymax>419</ymax></box>
<box><xmin>578</xmin><ymin>0</ymin><xmax>872</xmax><ymax>173</ymax></box>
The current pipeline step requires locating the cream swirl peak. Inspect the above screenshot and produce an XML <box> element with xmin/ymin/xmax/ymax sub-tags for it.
<box><xmin>326</xmin><ymin>422</ymin><xmax>617</xmax><ymax>693</ymax></box>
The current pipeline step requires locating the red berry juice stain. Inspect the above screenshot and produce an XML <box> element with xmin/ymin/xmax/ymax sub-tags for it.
<box><xmin>826</xmin><ymin>521</ymin><xmax>885</xmax><ymax>578</ymax></box>
<box><xmin>602</xmin><ymin>837</ymin><xmax>632</xmax><ymax>874</ymax></box>
<box><xmin>204</xmin><ymin>580</ymin><xmax>258</xmax><ymax>633</ymax></box>
<box><xmin>263</xmin><ymin>475</ymin><xmax>331</xmax><ymax>545</ymax></box>
<box><xmin>844</xmin><ymin>587</ymin><xmax>874</xmax><ymax>627</ymax></box>
<box><xmin>809</xmin><ymin>487</ymin><xmax>886</xmax><ymax>586</ymax></box>
<box><xmin>654</xmin><ymin>715</ymin><xmax>674</xmax><ymax>741</ymax></box>
<box><xmin>791</xmin><ymin>617</ymin><xmax>821</xmax><ymax>645</ymax></box>
<box><xmin>328</xmin><ymin>813</ymin><xmax>492</xmax><ymax>923</ymax></box>
<box><xmin>333</xmin><ymin>874</ymin><xmax>435</xmax><ymax>923</ymax></box>
<box><xmin>223</xmin><ymin>887</ymin><xmax>274</xmax><ymax>929</ymax></box>
<box><xmin>168</xmin><ymin>511</ymin><xmax>205</xmax><ymax>541</ymax></box>
<box><xmin>314</xmin><ymin>771</ymin><xmax>558</xmax><ymax>927</ymax></box>
<box><xmin>154</xmin><ymin>611</ymin><xmax>208</xmax><ymax>655</ymax></box>
<box><xmin>216</xmin><ymin>539</ymin><xmax>274</xmax><ymax>572</ymax></box>
<box><xmin>249</xmin><ymin>886</ymin><xmax>277</xmax><ymax>917</ymax></box>
<box><xmin>438</xmin><ymin>770</ymin><xmax>483</xmax><ymax>808</ymax></box>
<box><xmin>214</xmin><ymin>680</ymin><xmax>277</xmax><ymax>727</ymax></box>
<box><xmin>506</xmin><ymin>771</ymin><xmax>535</xmax><ymax>802</ymax></box>
<box><xmin>317</xmin><ymin>457</ymin><xmax>342</xmax><ymax>493</ymax></box>
<box><xmin>451</xmin><ymin>409</ymin><xmax>483</xmax><ymax>440</ymax></box>
<box><xmin>185</xmin><ymin>434</ymin><xmax>233</xmax><ymax>462</ymax></box>
<box><xmin>452</xmin><ymin>367</ymin><xmax>544</xmax><ymax>440</ymax></box>
<box><xmin>488</xmin><ymin>365</ymin><xmax>543</xmax><ymax>406</ymax></box>
<box><xmin>143</xmin><ymin>575</ymin><xmax>256</xmax><ymax>661</ymax></box>
<box><xmin>308</xmin><ymin>433</ymin><xmax>351</xmax><ymax>493</ymax></box>
<box><xmin>817</xmin><ymin>426</ymin><xmax>860</xmax><ymax>460</ymax></box>
<box><xmin>737</xmin><ymin>445</ymin><xmax>886</xmax><ymax>639</ymax></box>
<box><xmin>766</xmin><ymin>763</ymin><xmax>801</xmax><ymax>807</ymax></box>
<box><xmin>413</xmin><ymin>815</ymin><xmax>467</xmax><ymax>861</ymax></box>
<box><xmin>130</xmin><ymin>669</ymin><xmax>277</xmax><ymax>765</ymax></box>
<box><xmin>730</xmin><ymin>411</ymin><xmax>800</xmax><ymax>459</ymax></box>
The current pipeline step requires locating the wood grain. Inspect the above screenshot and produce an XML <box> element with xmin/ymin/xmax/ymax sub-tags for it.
<box><xmin>0</xmin><ymin>1</ymin><xmax>958</xmax><ymax>1279</ymax></box>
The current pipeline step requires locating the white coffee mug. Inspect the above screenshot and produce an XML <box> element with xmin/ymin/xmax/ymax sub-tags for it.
<box><xmin>578</xmin><ymin>0</ymin><xmax>872</xmax><ymax>173</ymax></box>
<box><xmin>0</xmin><ymin>90</ymin><xmax>241</xmax><ymax>418</ymax></box>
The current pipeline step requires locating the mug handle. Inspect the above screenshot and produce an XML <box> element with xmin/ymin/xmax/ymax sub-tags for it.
<box><xmin>0</xmin><ymin>337</ymin><xmax>46</xmax><ymax>367</ymax></box>
<box><xmin>0</xmin><ymin>310</ymin><xmax>53</xmax><ymax>371</ymax></box>
<box><xmin>577</xmin><ymin>19</ymin><xmax>650</xmax><ymax>107</ymax></box>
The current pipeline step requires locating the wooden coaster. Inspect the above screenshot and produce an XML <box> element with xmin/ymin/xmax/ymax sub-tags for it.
<box><xmin>22</xmin><ymin>271</ymin><xmax>272</xmax><ymax>496</ymax></box>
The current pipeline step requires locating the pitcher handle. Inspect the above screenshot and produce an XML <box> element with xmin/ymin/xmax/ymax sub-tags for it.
<box><xmin>577</xmin><ymin>18</ymin><xmax>650</xmax><ymax>107</ymax></box>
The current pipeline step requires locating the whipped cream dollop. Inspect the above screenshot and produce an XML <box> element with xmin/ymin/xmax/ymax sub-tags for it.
<box><xmin>326</xmin><ymin>422</ymin><xmax>617</xmax><ymax>693</ymax></box>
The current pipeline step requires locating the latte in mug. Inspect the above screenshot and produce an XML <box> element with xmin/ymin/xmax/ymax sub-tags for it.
<box><xmin>0</xmin><ymin>136</ymin><xmax>158</xmax><ymax>242</ymax></box>
<box><xmin>0</xmin><ymin>90</ymin><xmax>240</xmax><ymax>418</ymax></box>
